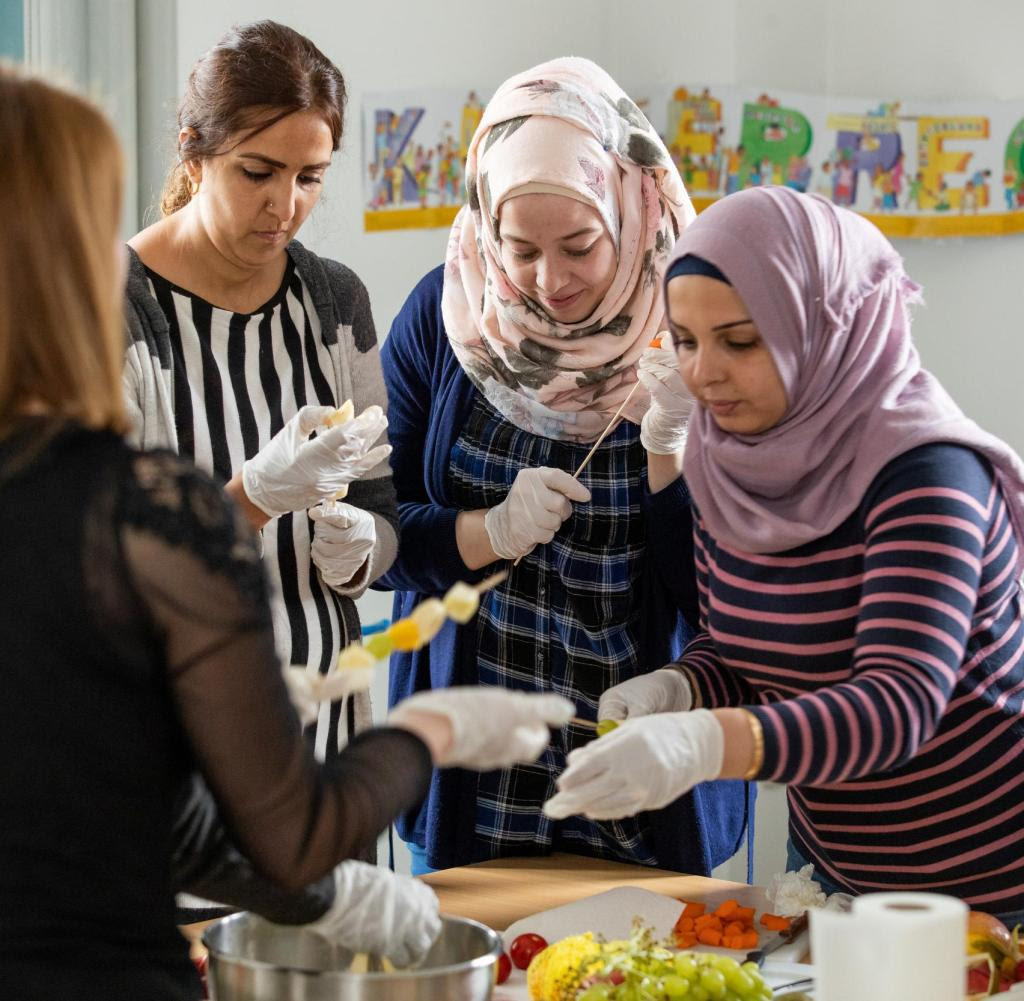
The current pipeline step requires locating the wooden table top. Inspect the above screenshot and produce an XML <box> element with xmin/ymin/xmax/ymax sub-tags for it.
<box><xmin>420</xmin><ymin>853</ymin><xmax>765</xmax><ymax>932</ymax></box>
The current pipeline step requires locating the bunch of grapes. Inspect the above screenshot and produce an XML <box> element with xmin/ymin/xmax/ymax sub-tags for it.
<box><xmin>574</xmin><ymin>927</ymin><xmax>772</xmax><ymax>1001</ymax></box>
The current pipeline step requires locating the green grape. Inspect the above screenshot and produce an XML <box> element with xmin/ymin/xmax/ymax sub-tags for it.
<box><xmin>595</xmin><ymin>718</ymin><xmax>619</xmax><ymax>736</ymax></box>
<box><xmin>689</xmin><ymin>986</ymin><xmax>710</xmax><ymax>1001</ymax></box>
<box><xmin>740</xmin><ymin>961</ymin><xmax>760</xmax><ymax>976</ymax></box>
<box><xmin>363</xmin><ymin>631</ymin><xmax>392</xmax><ymax>660</ymax></box>
<box><xmin>699</xmin><ymin>967</ymin><xmax>727</xmax><ymax>1000</ymax></box>
<box><xmin>723</xmin><ymin>967</ymin><xmax>754</xmax><ymax>995</ymax></box>
<box><xmin>660</xmin><ymin>973</ymin><xmax>691</xmax><ymax>997</ymax></box>
<box><xmin>578</xmin><ymin>987</ymin><xmax>612</xmax><ymax>1001</ymax></box>
<box><xmin>674</xmin><ymin>953</ymin><xmax>698</xmax><ymax>979</ymax></box>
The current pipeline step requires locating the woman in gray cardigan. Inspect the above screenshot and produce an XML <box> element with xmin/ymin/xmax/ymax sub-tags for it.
<box><xmin>123</xmin><ymin>21</ymin><xmax>395</xmax><ymax>765</ymax></box>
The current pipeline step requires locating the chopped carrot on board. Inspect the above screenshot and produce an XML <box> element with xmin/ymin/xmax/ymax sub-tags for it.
<box><xmin>697</xmin><ymin>928</ymin><xmax>723</xmax><ymax>947</ymax></box>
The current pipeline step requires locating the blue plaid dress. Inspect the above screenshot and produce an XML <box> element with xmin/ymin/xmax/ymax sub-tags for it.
<box><xmin>447</xmin><ymin>394</ymin><xmax>660</xmax><ymax>864</ymax></box>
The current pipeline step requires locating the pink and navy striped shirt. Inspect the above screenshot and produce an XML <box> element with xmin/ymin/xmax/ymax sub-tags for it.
<box><xmin>680</xmin><ymin>443</ymin><xmax>1024</xmax><ymax>911</ymax></box>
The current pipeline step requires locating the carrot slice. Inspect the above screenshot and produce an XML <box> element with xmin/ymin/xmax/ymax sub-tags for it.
<box><xmin>734</xmin><ymin>906</ymin><xmax>756</xmax><ymax>922</ymax></box>
<box><xmin>760</xmin><ymin>913</ymin><xmax>792</xmax><ymax>932</ymax></box>
<box><xmin>740</xmin><ymin>931</ymin><xmax>760</xmax><ymax>948</ymax></box>
<box><xmin>714</xmin><ymin>899</ymin><xmax>740</xmax><ymax>919</ymax></box>
<box><xmin>697</xmin><ymin>928</ymin><xmax>722</xmax><ymax>946</ymax></box>
<box><xmin>680</xmin><ymin>901</ymin><xmax>706</xmax><ymax>919</ymax></box>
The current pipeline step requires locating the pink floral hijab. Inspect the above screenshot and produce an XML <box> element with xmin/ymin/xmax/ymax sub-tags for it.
<box><xmin>672</xmin><ymin>186</ymin><xmax>1024</xmax><ymax>562</ymax></box>
<box><xmin>442</xmin><ymin>57</ymin><xmax>694</xmax><ymax>443</ymax></box>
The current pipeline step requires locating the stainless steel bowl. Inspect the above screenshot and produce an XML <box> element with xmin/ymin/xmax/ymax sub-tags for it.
<box><xmin>202</xmin><ymin>912</ymin><xmax>503</xmax><ymax>1000</ymax></box>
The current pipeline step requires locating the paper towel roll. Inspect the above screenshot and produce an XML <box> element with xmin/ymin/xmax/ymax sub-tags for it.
<box><xmin>810</xmin><ymin>892</ymin><xmax>966</xmax><ymax>1001</ymax></box>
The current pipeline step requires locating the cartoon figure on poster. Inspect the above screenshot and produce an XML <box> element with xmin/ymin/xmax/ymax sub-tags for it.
<box><xmin>363</xmin><ymin>89</ymin><xmax>484</xmax><ymax>231</ymax></box>
<box><xmin>666</xmin><ymin>87</ymin><xmax>725</xmax><ymax>194</ymax></box>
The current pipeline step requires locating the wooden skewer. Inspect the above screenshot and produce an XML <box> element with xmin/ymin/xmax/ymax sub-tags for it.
<box><xmin>512</xmin><ymin>380</ymin><xmax>644</xmax><ymax>568</ymax></box>
<box><xmin>475</xmin><ymin>569</ymin><xmax>508</xmax><ymax>594</ymax></box>
<box><xmin>569</xmin><ymin>715</ymin><xmax>598</xmax><ymax>729</ymax></box>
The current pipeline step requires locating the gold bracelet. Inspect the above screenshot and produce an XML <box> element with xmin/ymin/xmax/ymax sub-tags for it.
<box><xmin>740</xmin><ymin>709</ymin><xmax>764</xmax><ymax>781</ymax></box>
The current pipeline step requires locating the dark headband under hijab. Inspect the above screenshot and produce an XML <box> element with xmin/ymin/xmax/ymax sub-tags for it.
<box><xmin>665</xmin><ymin>254</ymin><xmax>731</xmax><ymax>285</ymax></box>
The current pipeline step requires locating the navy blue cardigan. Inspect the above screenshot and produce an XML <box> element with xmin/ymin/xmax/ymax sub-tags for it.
<box><xmin>376</xmin><ymin>265</ymin><xmax>752</xmax><ymax>873</ymax></box>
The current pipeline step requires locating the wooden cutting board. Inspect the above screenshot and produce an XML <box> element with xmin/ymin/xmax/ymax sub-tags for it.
<box><xmin>421</xmin><ymin>852</ymin><xmax>770</xmax><ymax>932</ymax></box>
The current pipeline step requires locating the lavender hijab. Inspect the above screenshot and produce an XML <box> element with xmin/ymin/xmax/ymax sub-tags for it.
<box><xmin>672</xmin><ymin>186</ymin><xmax>1024</xmax><ymax>562</ymax></box>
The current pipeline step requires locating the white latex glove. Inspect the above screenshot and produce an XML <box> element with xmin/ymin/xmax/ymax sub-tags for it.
<box><xmin>241</xmin><ymin>405</ymin><xmax>391</xmax><ymax>519</ymax></box>
<box><xmin>389</xmin><ymin>687</ymin><xmax>574</xmax><ymax>770</ymax></box>
<box><xmin>542</xmin><ymin>709</ymin><xmax>724</xmax><ymax>820</ymax></box>
<box><xmin>305</xmin><ymin>861</ymin><xmax>441</xmax><ymax>967</ymax></box>
<box><xmin>309</xmin><ymin>503</ymin><xmax>376</xmax><ymax>589</ymax></box>
<box><xmin>598</xmin><ymin>667</ymin><xmax>693</xmax><ymax>722</ymax></box>
<box><xmin>639</xmin><ymin>338</ymin><xmax>695</xmax><ymax>454</ymax></box>
<box><xmin>483</xmin><ymin>467</ymin><xmax>592</xmax><ymax>560</ymax></box>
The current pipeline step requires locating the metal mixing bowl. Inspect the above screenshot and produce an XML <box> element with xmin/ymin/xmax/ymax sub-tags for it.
<box><xmin>203</xmin><ymin>911</ymin><xmax>503</xmax><ymax>1000</ymax></box>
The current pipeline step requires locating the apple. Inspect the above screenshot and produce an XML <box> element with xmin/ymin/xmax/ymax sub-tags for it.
<box><xmin>968</xmin><ymin>911</ymin><xmax>1014</xmax><ymax>958</ymax></box>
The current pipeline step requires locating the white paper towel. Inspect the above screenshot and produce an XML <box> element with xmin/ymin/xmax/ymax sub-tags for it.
<box><xmin>810</xmin><ymin>891</ymin><xmax>966</xmax><ymax>1001</ymax></box>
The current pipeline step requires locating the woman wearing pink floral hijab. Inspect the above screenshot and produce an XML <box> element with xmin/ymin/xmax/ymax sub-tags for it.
<box><xmin>378</xmin><ymin>57</ymin><xmax>750</xmax><ymax>876</ymax></box>
<box><xmin>547</xmin><ymin>186</ymin><xmax>1024</xmax><ymax>924</ymax></box>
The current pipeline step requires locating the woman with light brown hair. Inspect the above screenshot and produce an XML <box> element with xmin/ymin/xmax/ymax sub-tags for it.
<box><xmin>0</xmin><ymin>66</ymin><xmax>572</xmax><ymax>1001</ymax></box>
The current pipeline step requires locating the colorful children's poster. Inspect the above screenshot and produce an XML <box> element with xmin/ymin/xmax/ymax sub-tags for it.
<box><xmin>363</xmin><ymin>83</ymin><xmax>1024</xmax><ymax>238</ymax></box>
<box><xmin>362</xmin><ymin>88</ymin><xmax>483</xmax><ymax>232</ymax></box>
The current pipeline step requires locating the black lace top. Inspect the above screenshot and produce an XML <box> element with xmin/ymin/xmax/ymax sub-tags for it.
<box><xmin>0</xmin><ymin>423</ymin><xmax>431</xmax><ymax>1001</ymax></box>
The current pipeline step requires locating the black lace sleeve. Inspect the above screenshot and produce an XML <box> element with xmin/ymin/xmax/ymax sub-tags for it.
<box><xmin>119</xmin><ymin>452</ymin><xmax>432</xmax><ymax>890</ymax></box>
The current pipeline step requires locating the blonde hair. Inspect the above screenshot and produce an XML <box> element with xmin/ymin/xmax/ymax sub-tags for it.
<box><xmin>0</xmin><ymin>66</ymin><xmax>127</xmax><ymax>437</ymax></box>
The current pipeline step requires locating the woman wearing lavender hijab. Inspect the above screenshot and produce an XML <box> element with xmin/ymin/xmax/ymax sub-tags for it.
<box><xmin>546</xmin><ymin>186</ymin><xmax>1024</xmax><ymax>924</ymax></box>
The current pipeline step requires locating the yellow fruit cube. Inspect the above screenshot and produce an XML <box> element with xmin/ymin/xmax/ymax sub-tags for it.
<box><xmin>443</xmin><ymin>581</ymin><xmax>479</xmax><ymax>624</ymax></box>
<box><xmin>388</xmin><ymin>618</ymin><xmax>421</xmax><ymax>652</ymax></box>
<box><xmin>337</xmin><ymin>644</ymin><xmax>376</xmax><ymax>671</ymax></box>
<box><xmin>324</xmin><ymin>399</ymin><xmax>355</xmax><ymax>428</ymax></box>
<box><xmin>410</xmin><ymin>598</ymin><xmax>446</xmax><ymax>643</ymax></box>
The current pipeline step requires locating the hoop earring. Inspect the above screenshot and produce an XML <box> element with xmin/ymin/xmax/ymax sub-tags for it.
<box><xmin>189</xmin><ymin>179</ymin><xmax>200</xmax><ymax>196</ymax></box>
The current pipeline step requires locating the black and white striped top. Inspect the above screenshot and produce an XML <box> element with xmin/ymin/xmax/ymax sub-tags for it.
<box><xmin>141</xmin><ymin>257</ymin><xmax>370</xmax><ymax>758</ymax></box>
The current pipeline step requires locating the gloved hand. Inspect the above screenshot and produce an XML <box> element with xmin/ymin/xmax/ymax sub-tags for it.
<box><xmin>483</xmin><ymin>467</ymin><xmax>592</xmax><ymax>560</ymax></box>
<box><xmin>242</xmin><ymin>405</ymin><xmax>391</xmax><ymax>519</ymax></box>
<box><xmin>309</xmin><ymin>503</ymin><xmax>376</xmax><ymax>589</ymax></box>
<box><xmin>542</xmin><ymin>709</ymin><xmax>723</xmax><ymax>820</ymax></box>
<box><xmin>598</xmin><ymin>667</ymin><xmax>693</xmax><ymax>722</ymax></box>
<box><xmin>639</xmin><ymin>337</ymin><xmax>695</xmax><ymax>454</ymax></box>
<box><xmin>305</xmin><ymin>861</ymin><xmax>441</xmax><ymax>967</ymax></box>
<box><xmin>389</xmin><ymin>687</ymin><xmax>574</xmax><ymax>770</ymax></box>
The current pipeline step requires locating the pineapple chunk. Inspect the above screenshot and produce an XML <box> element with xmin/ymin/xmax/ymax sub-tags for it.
<box><xmin>443</xmin><ymin>581</ymin><xmax>480</xmax><ymax>624</ymax></box>
<box><xmin>337</xmin><ymin>644</ymin><xmax>376</xmax><ymax>671</ymax></box>
<box><xmin>410</xmin><ymin>598</ymin><xmax>446</xmax><ymax>643</ymax></box>
<box><xmin>324</xmin><ymin>399</ymin><xmax>355</xmax><ymax>428</ymax></box>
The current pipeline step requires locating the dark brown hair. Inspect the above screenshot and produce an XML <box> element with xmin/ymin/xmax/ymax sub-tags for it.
<box><xmin>161</xmin><ymin>20</ymin><xmax>347</xmax><ymax>216</ymax></box>
<box><xmin>0</xmin><ymin>65</ymin><xmax>126</xmax><ymax>438</ymax></box>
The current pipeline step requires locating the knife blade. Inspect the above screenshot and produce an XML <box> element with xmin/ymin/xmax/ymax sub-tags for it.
<box><xmin>745</xmin><ymin>911</ymin><xmax>809</xmax><ymax>967</ymax></box>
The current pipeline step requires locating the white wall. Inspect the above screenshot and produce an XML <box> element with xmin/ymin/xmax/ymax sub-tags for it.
<box><xmin>169</xmin><ymin>0</ymin><xmax>1024</xmax><ymax>885</ymax></box>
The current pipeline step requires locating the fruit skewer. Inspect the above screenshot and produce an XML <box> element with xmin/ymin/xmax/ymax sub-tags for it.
<box><xmin>309</xmin><ymin>570</ymin><xmax>509</xmax><ymax>705</ymax></box>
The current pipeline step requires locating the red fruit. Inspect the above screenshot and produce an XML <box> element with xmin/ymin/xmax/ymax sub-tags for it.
<box><xmin>192</xmin><ymin>954</ymin><xmax>209</xmax><ymax>999</ymax></box>
<box><xmin>1000</xmin><ymin>978</ymin><xmax>1013</xmax><ymax>992</ymax></box>
<box><xmin>509</xmin><ymin>932</ymin><xmax>548</xmax><ymax>970</ymax></box>
<box><xmin>495</xmin><ymin>951</ymin><xmax>512</xmax><ymax>985</ymax></box>
<box><xmin>1015</xmin><ymin>960</ymin><xmax>1024</xmax><ymax>983</ymax></box>
<box><xmin>967</xmin><ymin>967</ymin><xmax>991</xmax><ymax>995</ymax></box>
